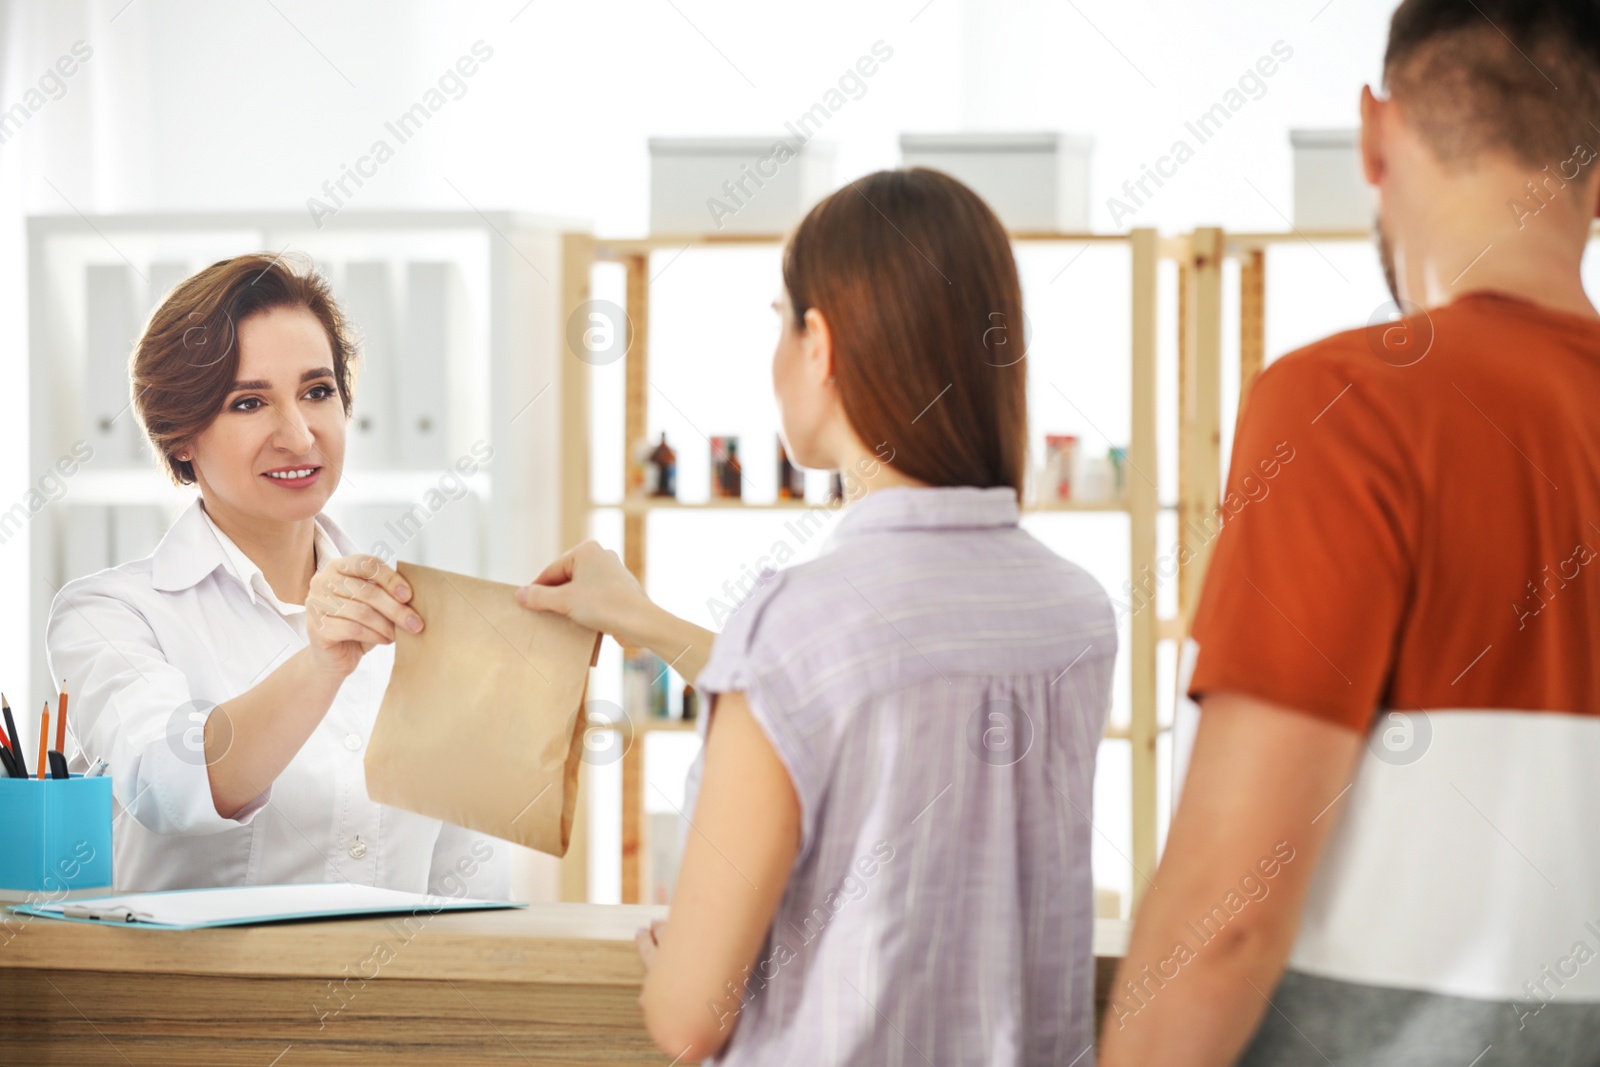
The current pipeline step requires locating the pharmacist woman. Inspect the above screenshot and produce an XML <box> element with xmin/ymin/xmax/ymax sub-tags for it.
<box><xmin>46</xmin><ymin>254</ymin><xmax>508</xmax><ymax>897</ymax></box>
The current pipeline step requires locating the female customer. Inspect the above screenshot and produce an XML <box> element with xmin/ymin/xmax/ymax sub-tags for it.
<box><xmin>518</xmin><ymin>168</ymin><xmax>1116</xmax><ymax>1064</ymax></box>
<box><xmin>47</xmin><ymin>253</ymin><xmax>507</xmax><ymax>897</ymax></box>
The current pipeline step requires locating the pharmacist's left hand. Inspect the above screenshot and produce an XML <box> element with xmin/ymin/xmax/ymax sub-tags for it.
<box><xmin>515</xmin><ymin>540</ymin><xmax>655</xmax><ymax>646</ymax></box>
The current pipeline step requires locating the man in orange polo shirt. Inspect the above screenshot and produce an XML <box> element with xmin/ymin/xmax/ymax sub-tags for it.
<box><xmin>1101</xmin><ymin>1</ymin><xmax>1600</xmax><ymax>1063</ymax></box>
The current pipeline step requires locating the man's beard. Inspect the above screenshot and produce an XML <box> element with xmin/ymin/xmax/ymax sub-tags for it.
<box><xmin>1375</xmin><ymin>211</ymin><xmax>1401</xmax><ymax>306</ymax></box>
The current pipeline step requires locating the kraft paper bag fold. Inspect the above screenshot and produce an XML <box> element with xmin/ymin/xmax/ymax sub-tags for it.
<box><xmin>365</xmin><ymin>562</ymin><xmax>601</xmax><ymax>858</ymax></box>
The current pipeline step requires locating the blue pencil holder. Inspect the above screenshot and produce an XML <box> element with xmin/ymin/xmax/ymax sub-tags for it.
<box><xmin>0</xmin><ymin>775</ymin><xmax>113</xmax><ymax>902</ymax></box>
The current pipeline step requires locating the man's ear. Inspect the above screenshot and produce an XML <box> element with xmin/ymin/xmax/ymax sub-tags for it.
<box><xmin>1359</xmin><ymin>85</ymin><xmax>1385</xmax><ymax>187</ymax></box>
<box><xmin>802</xmin><ymin>306</ymin><xmax>835</xmax><ymax>384</ymax></box>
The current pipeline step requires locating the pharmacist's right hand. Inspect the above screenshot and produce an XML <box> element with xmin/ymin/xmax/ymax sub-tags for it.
<box><xmin>515</xmin><ymin>540</ymin><xmax>654</xmax><ymax>646</ymax></box>
<box><xmin>305</xmin><ymin>555</ymin><xmax>423</xmax><ymax>678</ymax></box>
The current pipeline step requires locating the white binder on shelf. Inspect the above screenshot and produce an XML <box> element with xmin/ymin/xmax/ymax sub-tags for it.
<box><xmin>398</xmin><ymin>262</ymin><xmax>461</xmax><ymax>469</ymax></box>
<box><xmin>84</xmin><ymin>264</ymin><xmax>142</xmax><ymax>465</ymax></box>
<box><xmin>342</xmin><ymin>261</ymin><xmax>397</xmax><ymax>471</ymax></box>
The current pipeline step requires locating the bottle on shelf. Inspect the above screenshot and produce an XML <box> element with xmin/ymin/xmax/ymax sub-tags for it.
<box><xmin>777</xmin><ymin>437</ymin><xmax>805</xmax><ymax>501</ymax></box>
<box><xmin>623</xmin><ymin>649</ymin><xmax>670</xmax><ymax>719</ymax></box>
<box><xmin>1041</xmin><ymin>434</ymin><xmax>1079</xmax><ymax>502</ymax></box>
<box><xmin>711</xmin><ymin>436</ymin><xmax>742</xmax><ymax>499</ymax></box>
<box><xmin>1076</xmin><ymin>450</ymin><xmax>1117</xmax><ymax>503</ymax></box>
<box><xmin>627</xmin><ymin>436</ymin><xmax>653</xmax><ymax>499</ymax></box>
<box><xmin>828</xmin><ymin>470</ymin><xmax>844</xmax><ymax>503</ymax></box>
<box><xmin>681</xmin><ymin>683</ymin><xmax>698</xmax><ymax>722</ymax></box>
<box><xmin>1107</xmin><ymin>446</ymin><xmax>1128</xmax><ymax>498</ymax></box>
<box><xmin>649</xmin><ymin>432</ymin><xmax>677</xmax><ymax>498</ymax></box>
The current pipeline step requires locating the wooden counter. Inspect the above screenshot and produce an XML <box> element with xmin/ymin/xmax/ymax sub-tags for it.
<box><xmin>0</xmin><ymin>902</ymin><xmax>1129</xmax><ymax>1064</ymax></box>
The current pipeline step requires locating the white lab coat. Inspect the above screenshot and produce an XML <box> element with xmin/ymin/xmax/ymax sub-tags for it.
<box><xmin>45</xmin><ymin>498</ymin><xmax>511</xmax><ymax>898</ymax></box>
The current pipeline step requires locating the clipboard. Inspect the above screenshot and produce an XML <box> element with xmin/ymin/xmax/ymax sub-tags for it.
<box><xmin>6</xmin><ymin>883</ymin><xmax>523</xmax><ymax>930</ymax></box>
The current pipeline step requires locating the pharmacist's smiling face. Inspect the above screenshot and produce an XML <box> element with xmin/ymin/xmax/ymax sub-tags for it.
<box><xmin>184</xmin><ymin>306</ymin><xmax>347</xmax><ymax>527</ymax></box>
<box><xmin>770</xmin><ymin>288</ymin><xmax>837</xmax><ymax>470</ymax></box>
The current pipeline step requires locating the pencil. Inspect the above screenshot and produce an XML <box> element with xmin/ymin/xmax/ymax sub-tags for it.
<box><xmin>1</xmin><ymin>693</ymin><xmax>24</xmax><ymax>777</ymax></box>
<box><xmin>37</xmin><ymin>705</ymin><xmax>50</xmax><ymax>780</ymax></box>
<box><xmin>56</xmin><ymin>680</ymin><xmax>68</xmax><ymax>753</ymax></box>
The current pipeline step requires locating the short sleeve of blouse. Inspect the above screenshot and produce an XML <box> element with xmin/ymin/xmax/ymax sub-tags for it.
<box><xmin>692</xmin><ymin>568</ymin><xmax>826</xmax><ymax>854</ymax></box>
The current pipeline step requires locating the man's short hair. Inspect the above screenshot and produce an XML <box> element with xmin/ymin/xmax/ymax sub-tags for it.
<box><xmin>1384</xmin><ymin>0</ymin><xmax>1600</xmax><ymax>171</ymax></box>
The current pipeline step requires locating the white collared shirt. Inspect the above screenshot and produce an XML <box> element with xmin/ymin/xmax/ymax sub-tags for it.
<box><xmin>196</xmin><ymin>502</ymin><xmax>339</xmax><ymax>627</ymax></box>
<box><xmin>45</xmin><ymin>498</ymin><xmax>511</xmax><ymax>897</ymax></box>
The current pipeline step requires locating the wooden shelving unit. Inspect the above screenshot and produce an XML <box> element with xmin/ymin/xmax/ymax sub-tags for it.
<box><xmin>1178</xmin><ymin>227</ymin><xmax>1372</xmax><ymax>626</ymax></box>
<box><xmin>558</xmin><ymin>228</ymin><xmax>1180</xmax><ymax>911</ymax></box>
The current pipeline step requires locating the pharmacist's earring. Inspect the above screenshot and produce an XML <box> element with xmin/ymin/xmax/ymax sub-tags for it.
<box><xmin>825</xmin><ymin>375</ymin><xmax>836</xmax><ymax>385</ymax></box>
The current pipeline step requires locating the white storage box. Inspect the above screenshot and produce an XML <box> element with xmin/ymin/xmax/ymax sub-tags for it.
<box><xmin>1291</xmin><ymin>128</ymin><xmax>1373</xmax><ymax>229</ymax></box>
<box><xmin>898</xmin><ymin>132</ymin><xmax>1093</xmax><ymax>232</ymax></box>
<box><xmin>649</xmin><ymin>137</ymin><xmax>835</xmax><ymax>235</ymax></box>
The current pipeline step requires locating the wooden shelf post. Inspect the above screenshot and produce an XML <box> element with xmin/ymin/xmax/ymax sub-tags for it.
<box><xmin>1177</xmin><ymin>227</ymin><xmax>1224</xmax><ymax>633</ymax></box>
<box><xmin>620</xmin><ymin>253</ymin><xmax>651</xmax><ymax>905</ymax></box>
<box><xmin>1238</xmin><ymin>246</ymin><xmax>1266</xmax><ymax>425</ymax></box>
<box><xmin>1128</xmin><ymin>228</ymin><xmax>1161</xmax><ymax>913</ymax></box>
<box><xmin>558</xmin><ymin>232</ymin><xmax>596</xmax><ymax>904</ymax></box>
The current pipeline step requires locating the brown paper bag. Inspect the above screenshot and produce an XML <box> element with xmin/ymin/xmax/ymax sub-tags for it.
<box><xmin>364</xmin><ymin>562</ymin><xmax>602</xmax><ymax>857</ymax></box>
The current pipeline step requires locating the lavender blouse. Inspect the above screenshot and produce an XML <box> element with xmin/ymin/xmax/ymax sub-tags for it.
<box><xmin>689</xmin><ymin>486</ymin><xmax>1116</xmax><ymax>1066</ymax></box>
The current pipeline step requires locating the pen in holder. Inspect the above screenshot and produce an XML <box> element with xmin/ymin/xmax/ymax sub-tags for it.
<box><xmin>0</xmin><ymin>774</ymin><xmax>114</xmax><ymax>903</ymax></box>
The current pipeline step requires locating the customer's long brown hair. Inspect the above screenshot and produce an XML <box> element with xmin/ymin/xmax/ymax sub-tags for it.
<box><xmin>782</xmin><ymin>167</ymin><xmax>1028</xmax><ymax>497</ymax></box>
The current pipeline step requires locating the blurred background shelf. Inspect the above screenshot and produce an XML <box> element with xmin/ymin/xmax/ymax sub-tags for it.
<box><xmin>557</xmin><ymin>224</ymin><xmax>1172</xmax><ymax>913</ymax></box>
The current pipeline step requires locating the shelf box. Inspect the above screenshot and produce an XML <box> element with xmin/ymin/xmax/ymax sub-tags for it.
<box><xmin>649</xmin><ymin>136</ymin><xmax>835</xmax><ymax>235</ymax></box>
<box><xmin>1291</xmin><ymin>128</ymin><xmax>1372</xmax><ymax>229</ymax></box>
<box><xmin>899</xmin><ymin>132</ymin><xmax>1093</xmax><ymax>232</ymax></box>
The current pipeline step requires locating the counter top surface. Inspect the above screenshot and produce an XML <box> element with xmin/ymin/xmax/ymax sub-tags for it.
<box><xmin>0</xmin><ymin>903</ymin><xmax>671</xmax><ymax>986</ymax></box>
<box><xmin>1</xmin><ymin>902</ymin><xmax>1131</xmax><ymax>986</ymax></box>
